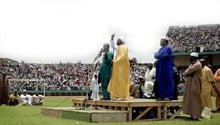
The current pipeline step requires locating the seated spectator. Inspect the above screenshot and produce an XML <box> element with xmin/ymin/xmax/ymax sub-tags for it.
<box><xmin>130</xmin><ymin>76</ymin><xmax>145</xmax><ymax>98</ymax></box>
<box><xmin>89</xmin><ymin>73</ymin><xmax>99</xmax><ymax>100</ymax></box>
<box><xmin>20</xmin><ymin>90</ymin><xmax>32</xmax><ymax>106</ymax></box>
<box><xmin>8</xmin><ymin>90</ymin><xmax>20</xmax><ymax>106</ymax></box>
<box><xmin>130</xmin><ymin>82</ymin><xmax>138</xmax><ymax>98</ymax></box>
<box><xmin>144</xmin><ymin>63</ymin><xmax>156</xmax><ymax>98</ymax></box>
<box><xmin>32</xmin><ymin>93</ymin><xmax>44</xmax><ymax>105</ymax></box>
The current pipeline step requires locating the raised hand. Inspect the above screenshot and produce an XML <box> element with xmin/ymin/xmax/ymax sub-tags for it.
<box><xmin>111</xmin><ymin>34</ymin><xmax>115</xmax><ymax>40</ymax></box>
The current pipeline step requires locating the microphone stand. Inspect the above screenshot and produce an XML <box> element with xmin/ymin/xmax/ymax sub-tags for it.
<box><xmin>80</xmin><ymin>51</ymin><xmax>101</xmax><ymax>110</ymax></box>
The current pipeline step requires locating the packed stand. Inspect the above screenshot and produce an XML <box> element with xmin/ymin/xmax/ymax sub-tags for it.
<box><xmin>0</xmin><ymin>60</ymin><xmax>147</xmax><ymax>93</ymax></box>
<box><xmin>166</xmin><ymin>24</ymin><xmax>220</xmax><ymax>53</ymax></box>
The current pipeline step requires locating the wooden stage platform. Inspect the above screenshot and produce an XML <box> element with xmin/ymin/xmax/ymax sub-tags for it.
<box><xmin>42</xmin><ymin>107</ymin><xmax>128</xmax><ymax>122</ymax></box>
<box><xmin>72</xmin><ymin>97</ymin><xmax>183</xmax><ymax>121</ymax></box>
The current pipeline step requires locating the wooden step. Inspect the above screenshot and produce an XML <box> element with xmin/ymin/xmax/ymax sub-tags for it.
<box><xmin>41</xmin><ymin>107</ymin><xmax>128</xmax><ymax>122</ymax></box>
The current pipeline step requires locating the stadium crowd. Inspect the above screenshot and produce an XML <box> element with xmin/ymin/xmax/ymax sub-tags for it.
<box><xmin>166</xmin><ymin>24</ymin><xmax>220</xmax><ymax>53</ymax></box>
<box><xmin>0</xmin><ymin>60</ymin><xmax>147</xmax><ymax>93</ymax></box>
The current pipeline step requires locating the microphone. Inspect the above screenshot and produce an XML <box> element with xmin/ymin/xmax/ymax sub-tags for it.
<box><xmin>110</xmin><ymin>33</ymin><xmax>116</xmax><ymax>50</ymax></box>
<box><xmin>93</xmin><ymin>48</ymin><xmax>104</xmax><ymax>63</ymax></box>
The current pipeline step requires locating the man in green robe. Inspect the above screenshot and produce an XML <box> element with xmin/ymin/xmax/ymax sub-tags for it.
<box><xmin>99</xmin><ymin>43</ymin><xmax>114</xmax><ymax>100</ymax></box>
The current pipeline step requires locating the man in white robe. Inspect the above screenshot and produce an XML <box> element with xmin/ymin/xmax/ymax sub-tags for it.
<box><xmin>90</xmin><ymin>73</ymin><xmax>99</xmax><ymax>100</ymax></box>
<box><xmin>20</xmin><ymin>90</ymin><xmax>32</xmax><ymax>106</ymax></box>
<box><xmin>144</xmin><ymin>63</ymin><xmax>156</xmax><ymax>98</ymax></box>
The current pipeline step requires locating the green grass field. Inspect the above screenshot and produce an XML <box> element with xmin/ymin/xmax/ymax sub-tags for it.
<box><xmin>0</xmin><ymin>96</ymin><xmax>220</xmax><ymax>125</ymax></box>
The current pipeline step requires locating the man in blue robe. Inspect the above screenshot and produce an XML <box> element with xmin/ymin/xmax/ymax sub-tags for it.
<box><xmin>154</xmin><ymin>38</ymin><xmax>174</xmax><ymax>101</ymax></box>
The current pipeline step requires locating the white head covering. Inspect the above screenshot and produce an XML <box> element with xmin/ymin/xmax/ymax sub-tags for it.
<box><xmin>190</xmin><ymin>52</ymin><xmax>199</xmax><ymax>57</ymax></box>
<box><xmin>92</xmin><ymin>73</ymin><xmax>98</xmax><ymax>80</ymax></box>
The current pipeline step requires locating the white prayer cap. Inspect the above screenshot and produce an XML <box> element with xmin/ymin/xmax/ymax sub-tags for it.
<box><xmin>23</xmin><ymin>89</ymin><xmax>27</xmax><ymax>92</ymax></box>
<box><xmin>190</xmin><ymin>52</ymin><xmax>199</xmax><ymax>57</ymax></box>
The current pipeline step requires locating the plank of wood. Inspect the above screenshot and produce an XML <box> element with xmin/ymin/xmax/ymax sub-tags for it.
<box><xmin>134</xmin><ymin>107</ymin><xmax>152</xmax><ymax>120</ymax></box>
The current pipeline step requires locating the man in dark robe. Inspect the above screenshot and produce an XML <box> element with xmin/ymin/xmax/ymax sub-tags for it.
<box><xmin>0</xmin><ymin>73</ymin><xmax>9</xmax><ymax>105</ymax></box>
<box><xmin>154</xmin><ymin>38</ymin><xmax>174</xmax><ymax>101</ymax></box>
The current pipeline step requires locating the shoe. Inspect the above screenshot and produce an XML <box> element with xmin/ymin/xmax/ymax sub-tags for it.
<box><xmin>162</xmin><ymin>98</ymin><xmax>171</xmax><ymax>101</ymax></box>
<box><xmin>211</xmin><ymin>109</ymin><xmax>216</xmax><ymax>113</ymax></box>
<box><xmin>101</xmin><ymin>97</ymin><xmax>110</xmax><ymax>100</ymax></box>
<box><xmin>115</xmin><ymin>98</ymin><xmax>122</xmax><ymax>101</ymax></box>
<box><xmin>112</xmin><ymin>97</ymin><xmax>124</xmax><ymax>101</ymax></box>
<box><xmin>191</xmin><ymin>116</ymin><xmax>199</xmax><ymax>121</ymax></box>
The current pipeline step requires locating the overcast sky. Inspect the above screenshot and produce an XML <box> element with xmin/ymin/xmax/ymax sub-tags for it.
<box><xmin>0</xmin><ymin>0</ymin><xmax>220</xmax><ymax>64</ymax></box>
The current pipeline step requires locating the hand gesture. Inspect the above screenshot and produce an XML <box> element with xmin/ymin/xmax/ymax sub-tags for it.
<box><xmin>111</xmin><ymin>34</ymin><xmax>115</xmax><ymax>40</ymax></box>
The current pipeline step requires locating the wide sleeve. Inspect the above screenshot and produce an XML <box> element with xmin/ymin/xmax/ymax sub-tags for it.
<box><xmin>106</xmin><ymin>52</ymin><xmax>114</xmax><ymax>65</ymax></box>
<box><xmin>184</xmin><ymin>62</ymin><xmax>201</xmax><ymax>76</ymax></box>
<box><xmin>206</xmin><ymin>68</ymin><xmax>215</xmax><ymax>82</ymax></box>
<box><xmin>154</xmin><ymin>46</ymin><xmax>172</xmax><ymax>59</ymax></box>
<box><xmin>114</xmin><ymin>46</ymin><xmax>127</xmax><ymax>63</ymax></box>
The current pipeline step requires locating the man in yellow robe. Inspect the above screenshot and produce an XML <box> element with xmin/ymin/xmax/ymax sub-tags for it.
<box><xmin>200</xmin><ymin>59</ymin><xmax>215</xmax><ymax>109</ymax></box>
<box><xmin>107</xmin><ymin>38</ymin><xmax>130</xmax><ymax>101</ymax></box>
